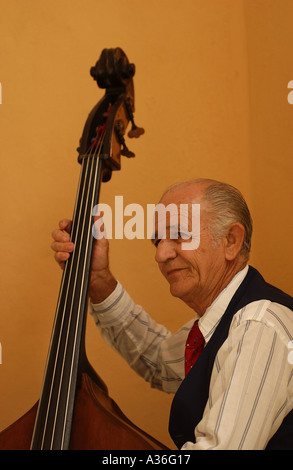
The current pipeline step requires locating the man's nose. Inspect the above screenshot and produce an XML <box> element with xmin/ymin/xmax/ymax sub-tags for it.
<box><xmin>155</xmin><ymin>239</ymin><xmax>177</xmax><ymax>263</ymax></box>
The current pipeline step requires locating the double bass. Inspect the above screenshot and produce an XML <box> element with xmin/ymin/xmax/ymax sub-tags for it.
<box><xmin>0</xmin><ymin>48</ymin><xmax>168</xmax><ymax>450</ymax></box>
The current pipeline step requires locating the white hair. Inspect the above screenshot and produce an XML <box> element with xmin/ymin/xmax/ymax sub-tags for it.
<box><xmin>201</xmin><ymin>180</ymin><xmax>253</xmax><ymax>260</ymax></box>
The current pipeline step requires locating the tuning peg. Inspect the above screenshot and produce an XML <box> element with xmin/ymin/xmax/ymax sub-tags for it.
<box><xmin>124</xmin><ymin>98</ymin><xmax>145</xmax><ymax>139</ymax></box>
<box><xmin>121</xmin><ymin>145</ymin><xmax>135</xmax><ymax>158</ymax></box>
<box><xmin>115</xmin><ymin>120</ymin><xmax>135</xmax><ymax>158</ymax></box>
<box><xmin>128</xmin><ymin>125</ymin><xmax>145</xmax><ymax>139</ymax></box>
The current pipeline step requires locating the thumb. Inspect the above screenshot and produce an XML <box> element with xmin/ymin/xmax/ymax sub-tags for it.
<box><xmin>92</xmin><ymin>213</ymin><xmax>110</xmax><ymax>241</ymax></box>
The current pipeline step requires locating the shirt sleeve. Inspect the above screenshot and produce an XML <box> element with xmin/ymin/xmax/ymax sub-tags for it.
<box><xmin>89</xmin><ymin>282</ymin><xmax>185</xmax><ymax>391</ymax></box>
<box><xmin>182</xmin><ymin>301</ymin><xmax>293</xmax><ymax>450</ymax></box>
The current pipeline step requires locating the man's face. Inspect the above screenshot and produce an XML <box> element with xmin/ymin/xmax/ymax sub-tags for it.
<box><xmin>153</xmin><ymin>183</ymin><xmax>227</xmax><ymax>312</ymax></box>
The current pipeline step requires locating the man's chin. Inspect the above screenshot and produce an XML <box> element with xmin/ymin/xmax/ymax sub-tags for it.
<box><xmin>169</xmin><ymin>282</ymin><xmax>188</xmax><ymax>300</ymax></box>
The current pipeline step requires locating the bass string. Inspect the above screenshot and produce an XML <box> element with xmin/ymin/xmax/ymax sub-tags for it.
<box><xmin>38</xmin><ymin>157</ymin><xmax>92</xmax><ymax>448</ymax></box>
<box><xmin>51</xmin><ymin>149</ymin><xmax>103</xmax><ymax>448</ymax></box>
<box><xmin>54</xmin><ymin>142</ymin><xmax>104</xmax><ymax>449</ymax></box>
<box><xmin>30</xmin><ymin>150</ymin><xmax>92</xmax><ymax>449</ymax></box>
<box><xmin>58</xmin><ymin>142</ymin><xmax>104</xmax><ymax>448</ymax></box>
<box><xmin>49</xmin><ymin>156</ymin><xmax>96</xmax><ymax>448</ymax></box>
<box><xmin>41</xmin><ymin>132</ymin><xmax>105</xmax><ymax>449</ymax></box>
<box><xmin>29</xmin><ymin>152</ymin><xmax>90</xmax><ymax>449</ymax></box>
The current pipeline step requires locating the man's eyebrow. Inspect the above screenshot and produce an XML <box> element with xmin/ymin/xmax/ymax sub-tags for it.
<box><xmin>150</xmin><ymin>224</ymin><xmax>180</xmax><ymax>244</ymax></box>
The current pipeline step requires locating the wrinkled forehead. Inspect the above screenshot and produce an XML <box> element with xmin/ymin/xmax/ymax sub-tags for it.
<box><xmin>154</xmin><ymin>203</ymin><xmax>202</xmax><ymax>235</ymax></box>
<box><xmin>154</xmin><ymin>202</ymin><xmax>196</xmax><ymax>226</ymax></box>
<box><xmin>159</xmin><ymin>181</ymin><xmax>207</xmax><ymax>206</ymax></box>
<box><xmin>155</xmin><ymin>184</ymin><xmax>209</xmax><ymax>230</ymax></box>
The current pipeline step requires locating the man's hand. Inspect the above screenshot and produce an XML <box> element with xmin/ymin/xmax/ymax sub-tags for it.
<box><xmin>51</xmin><ymin>218</ymin><xmax>117</xmax><ymax>304</ymax></box>
<box><xmin>51</xmin><ymin>218</ymin><xmax>74</xmax><ymax>269</ymax></box>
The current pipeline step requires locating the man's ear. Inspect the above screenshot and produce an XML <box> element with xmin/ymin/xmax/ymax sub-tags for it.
<box><xmin>224</xmin><ymin>223</ymin><xmax>245</xmax><ymax>260</ymax></box>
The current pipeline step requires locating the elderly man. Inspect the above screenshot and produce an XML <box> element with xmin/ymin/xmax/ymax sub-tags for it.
<box><xmin>51</xmin><ymin>178</ymin><xmax>293</xmax><ymax>450</ymax></box>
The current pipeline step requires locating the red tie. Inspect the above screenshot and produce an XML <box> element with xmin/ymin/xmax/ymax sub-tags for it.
<box><xmin>185</xmin><ymin>320</ymin><xmax>205</xmax><ymax>376</ymax></box>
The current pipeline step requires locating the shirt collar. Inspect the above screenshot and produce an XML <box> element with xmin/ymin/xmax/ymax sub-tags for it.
<box><xmin>198</xmin><ymin>265</ymin><xmax>249</xmax><ymax>343</ymax></box>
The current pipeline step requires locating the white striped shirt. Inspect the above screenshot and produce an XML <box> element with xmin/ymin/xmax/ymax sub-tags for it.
<box><xmin>89</xmin><ymin>265</ymin><xmax>293</xmax><ymax>450</ymax></box>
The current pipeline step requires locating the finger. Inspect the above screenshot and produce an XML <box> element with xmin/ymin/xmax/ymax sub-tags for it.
<box><xmin>50</xmin><ymin>240</ymin><xmax>74</xmax><ymax>253</ymax></box>
<box><xmin>54</xmin><ymin>250</ymin><xmax>71</xmax><ymax>262</ymax></box>
<box><xmin>59</xmin><ymin>218</ymin><xmax>72</xmax><ymax>233</ymax></box>
<box><xmin>51</xmin><ymin>228</ymin><xmax>71</xmax><ymax>242</ymax></box>
<box><xmin>92</xmin><ymin>214</ymin><xmax>110</xmax><ymax>240</ymax></box>
<box><xmin>54</xmin><ymin>251</ymin><xmax>70</xmax><ymax>269</ymax></box>
<box><xmin>95</xmin><ymin>236</ymin><xmax>109</xmax><ymax>249</ymax></box>
<box><xmin>93</xmin><ymin>213</ymin><xmax>103</xmax><ymax>222</ymax></box>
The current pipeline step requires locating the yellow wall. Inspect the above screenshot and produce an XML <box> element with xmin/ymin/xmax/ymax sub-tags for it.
<box><xmin>0</xmin><ymin>0</ymin><xmax>292</xmax><ymax>449</ymax></box>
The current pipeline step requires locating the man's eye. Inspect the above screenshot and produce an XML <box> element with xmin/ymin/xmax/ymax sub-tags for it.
<box><xmin>178</xmin><ymin>231</ymin><xmax>190</xmax><ymax>240</ymax></box>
